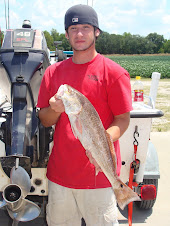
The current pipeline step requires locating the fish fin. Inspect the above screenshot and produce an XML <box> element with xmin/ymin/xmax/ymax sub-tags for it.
<box><xmin>86</xmin><ymin>150</ymin><xmax>102</xmax><ymax>175</ymax></box>
<box><xmin>69</xmin><ymin>113</ymin><xmax>82</xmax><ymax>138</ymax></box>
<box><xmin>75</xmin><ymin>116</ymin><xmax>83</xmax><ymax>134</ymax></box>
<box><xmin>95</xmin><ymin>168</ymin><xmax>99</xmax><ymax>176</ymax></box>
<box><xmin>105</xmin><ymin>131</ymin><xmax>117</xmax><ymax>170</ymax></box>
<box><xmin>95</xmin><ymin>167</ymin><xmax>102</xmax><ymax>176</ymax></box>
<box><xmin>113</xmin><ymin>178</ymin><xmax>141</xmax><ymax>210</ymax></box>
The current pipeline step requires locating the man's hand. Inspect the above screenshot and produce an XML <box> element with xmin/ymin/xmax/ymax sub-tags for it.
<box><xmin>86</xmin><ymin>150</ymin><xmax>102</xmax><ymax>175</ymax></box>
<box><xmin>38</xmin><ymin>94</ymin><xmax>65</xmax><ymax>127</ymax></box>
<box><xmin>49</xmin><ymin>95</ymin><xmax>65</xmax><ymax>113</ymax></box>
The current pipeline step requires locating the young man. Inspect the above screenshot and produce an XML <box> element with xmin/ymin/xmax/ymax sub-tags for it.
<box><xmin>37</xmin><ymin>4</ymin><xmax>132</xmax><ymax>226</ymax></box>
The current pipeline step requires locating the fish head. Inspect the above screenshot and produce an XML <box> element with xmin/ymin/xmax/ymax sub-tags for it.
<box><xmin>57</xmin><ymin>84</ymin><xmax>82</xmax><ymax>115</ymax></box>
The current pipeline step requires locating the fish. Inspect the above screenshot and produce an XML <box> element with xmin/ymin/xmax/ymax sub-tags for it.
<box><xmin>57</xmin><ymin>84</ymin><xmax>141</xmax><ymax>210</ymax></box>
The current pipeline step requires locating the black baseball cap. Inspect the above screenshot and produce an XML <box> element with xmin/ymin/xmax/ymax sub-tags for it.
<box><xmin>64</xmin><ymin>4</ymin><xmax>101</xmax><ymax>31</ymax></box>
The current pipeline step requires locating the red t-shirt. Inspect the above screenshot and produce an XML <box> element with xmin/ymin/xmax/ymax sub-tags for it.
<box><xmin>37</xmin><ymin>54</ymin><xmax>132</xmax><ymax>189</ymax></box>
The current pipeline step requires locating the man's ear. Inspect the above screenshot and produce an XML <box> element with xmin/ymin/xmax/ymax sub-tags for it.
<box><xmin>95</xmin><ymin>28</ymin><xmax>100</xmax><ymax>38</ymax></box>
<box><xmin>65</xmin><ymin>31</ymin><xmax>69</xmax><ymax>40</ymax></box>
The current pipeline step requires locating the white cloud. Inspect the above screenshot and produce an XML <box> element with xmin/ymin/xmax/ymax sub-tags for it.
<box><xmin>33</xmin><ymin>0</ymin><xmax>47</xmax><ymax>17</ymax></box>
<box><xmin>162</xmin><ymin>14</ymin><xmax>170</xmax><ymax>24</ymax></box>
<box><xmin>142</xmin><ymin>8</ymin><xmax>164</xmax><ymax>17</ymax></box>
<box><xmin>115</xmin><ymin>8</ymin><xmax>137</xmax><ymax>16</ymax></box>
<box><xmin>8</xmin><ymin>10</ymin><xmax>20</xmax><ymax>29</ymax></box>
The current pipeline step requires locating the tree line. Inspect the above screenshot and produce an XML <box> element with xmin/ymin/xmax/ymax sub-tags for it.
<box><xmin>44</xmin><ymin>29</ymin><xmax>170</xmax><ymax>54</ymax></box>
<box><xmin>0</xmin><ymin>28</ymin><xmax>170</xmax><ymax>54</ymax></box>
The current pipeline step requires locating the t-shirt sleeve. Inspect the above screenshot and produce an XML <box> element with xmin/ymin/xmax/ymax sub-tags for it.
<box><xmin>37</xmin><ymin>68</ymin><xmax>51</xmax><ymax>109</ymax></box>
<box><xmin>108</xmin><ymin>72</ymin><xmax>132</xmax><ymax>116</ymax></box>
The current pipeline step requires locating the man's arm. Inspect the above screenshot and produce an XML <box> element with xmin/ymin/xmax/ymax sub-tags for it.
<box><xmin>106</xmin><ymin>111</ymin><xmax>130</xmax><ymax>142</ymax></box>
<box><xmin>38</xmin><ymin>96</ymin><xmax>65</xmax><ymax>127</ymax></box>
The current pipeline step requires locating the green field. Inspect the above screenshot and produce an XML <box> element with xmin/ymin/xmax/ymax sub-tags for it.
<box><xmin>106</xmin><ymin>54</ymin><xmax>170</xmax><ymax>79</ymax></box>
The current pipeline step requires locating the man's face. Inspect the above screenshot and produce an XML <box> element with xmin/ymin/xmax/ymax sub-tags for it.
<box><xmin>65</xmin><ymin>24</ymin><xmax>100</xmax><ymax>52</ymax></box>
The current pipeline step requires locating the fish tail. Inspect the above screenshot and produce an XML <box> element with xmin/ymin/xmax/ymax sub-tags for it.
<box><xmin>113</xmin><ymin>181</ymin><xmax>141</xmax><ymax>210</ymax></box>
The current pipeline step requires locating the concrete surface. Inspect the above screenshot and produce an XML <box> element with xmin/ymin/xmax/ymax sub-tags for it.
<box><xmin>0</xmin><ymin>132</ymin><xmax>170</xmax><ymax>226</ymax></box>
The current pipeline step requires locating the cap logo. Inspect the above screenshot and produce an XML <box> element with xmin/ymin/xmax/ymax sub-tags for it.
<box><xmin>72</xmin><ymin>18</ymin><xmax>78</xmax><ymax>23</ymax></box>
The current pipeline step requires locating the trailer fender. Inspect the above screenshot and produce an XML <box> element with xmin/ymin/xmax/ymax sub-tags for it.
<box><xmin>144</xmin><ymin>140</ymin><xmax>160</xmax><ymax>179</ymax></box>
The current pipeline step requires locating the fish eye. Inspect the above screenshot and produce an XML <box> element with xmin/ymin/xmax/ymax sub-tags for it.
<box><xmin>120</xmin><ymin>184</ymin><xmax>123</xmax><ymax>188</ymax></box>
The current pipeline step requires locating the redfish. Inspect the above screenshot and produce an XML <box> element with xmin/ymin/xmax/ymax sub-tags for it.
<box><xmin>57</xmin><ymin>84</ymin><xmax>140</xmax><ymax>210</ymax></box>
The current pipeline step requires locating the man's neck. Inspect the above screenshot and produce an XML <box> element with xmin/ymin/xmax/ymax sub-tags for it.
<box><xmin>72</xmin><ymin>49</ymin><xmax>98</xmax><ymax>64</ymax></box>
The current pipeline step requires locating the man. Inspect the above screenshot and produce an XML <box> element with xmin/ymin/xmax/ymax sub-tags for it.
<box><xmin>37</xmin><ymin>4</ymin><xmax>132</xmax><ymax>226</ymax></box>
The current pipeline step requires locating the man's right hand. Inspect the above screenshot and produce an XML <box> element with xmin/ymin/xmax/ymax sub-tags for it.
<box><xmin>38</xmin><ymin>94</ymin><xmax>65</xmax><ymax>127</ymax></box>
<box><xmin>49</xmin><ymin>95</ymin><xmax>65</xmax><ymax>113</ymax></box>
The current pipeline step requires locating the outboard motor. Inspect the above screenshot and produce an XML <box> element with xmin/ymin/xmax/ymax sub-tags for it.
<box><xmin>0</xmin><ymin>27</ymin><xmax>53</xmax><ymax>223</ymax></box>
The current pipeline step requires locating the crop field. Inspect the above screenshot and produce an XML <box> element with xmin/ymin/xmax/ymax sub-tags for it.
<box><xmin>106</xmin><ymin>54</ymin><xmax>170</xmax><ymax>79</ymax></box>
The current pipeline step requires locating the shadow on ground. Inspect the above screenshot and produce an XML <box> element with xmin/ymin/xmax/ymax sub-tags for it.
<box><xmin>0</xmin><ymin>202</ymin><xmax>153</xmax><ymax>226</ymax></box>
<box><xmin>118</xmin><ymin>202</ymin><xmax>153</xmax><ymax>224</ymax></box>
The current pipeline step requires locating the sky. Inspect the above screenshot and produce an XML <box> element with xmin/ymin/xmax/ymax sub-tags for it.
<box><xmin>0</xmin><ymin>0</ymin><xmax>170</xmax><ymax>39</ymax></box>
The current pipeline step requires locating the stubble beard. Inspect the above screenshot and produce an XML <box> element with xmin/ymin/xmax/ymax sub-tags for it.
<box><xmin>70</xmin><ymin>37</ymin><xmax>96</xmax><ymax>52</ymax></box>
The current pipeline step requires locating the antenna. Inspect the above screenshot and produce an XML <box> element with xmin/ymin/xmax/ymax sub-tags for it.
<box><xmin>87</xmin><ymin>0</ymin><xmax>94</xmax><ymax>7</ymax></box>
<box><xmin>8</xmin><ymin>0</ymin><xmax>10</xmax><ymax>29</ymax></box>
<box><xmin>0</xmin><ymin>27</ymin><xmax>2</xmax><ymax>47</ymax></box>
<box><xmin>4</xmin><ymin>0</ymin><xmax>7</xmax><ymax>29</ymax></box>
